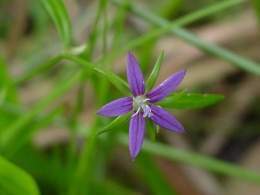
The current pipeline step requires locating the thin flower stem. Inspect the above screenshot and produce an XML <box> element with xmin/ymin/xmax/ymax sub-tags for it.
<box><xmin>15</xmin><ymin>55</ymin><xmax>63</xmax><ymax>85</ymax></box>
<box><xmin>61</xmin><ymin>54</ymin><xmax>129</xmax><ymax>94</ymax></box>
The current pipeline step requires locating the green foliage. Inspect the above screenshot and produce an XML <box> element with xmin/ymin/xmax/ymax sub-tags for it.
<box><xmin>1</xmin><ymin>0</ymin><xmax>259</xmax><ymax>194</ymax></box>
<box><xmin>41</xmin><ymin>0</ymin><xmax>72</xmax><ymax>47</ymax></box>
<box><xmin>0</xmin><ymin>156</ymin><xmax>39</xmax><ymax>195</ymax></box>
<box><xmin>159</xmin><ymin>92</ymin><xmax>224</xmax><ymax>109</ymax></box>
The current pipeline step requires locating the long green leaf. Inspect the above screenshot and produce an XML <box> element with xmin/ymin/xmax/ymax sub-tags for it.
<box><xmin>15</xmin><ymin>55</ymin><xmax>63</xmax><ymax>85</ymax></box>
<box><xmin>0</xmin><ymin>156</ymin><xmax>39</xmax><ymax>195</ymax></box>
<box><xmin>41</xmin><ymin>0</ymin><xmax>72</xmax><ymax>47</ymax></box>
<box><xmin>118</xmin><ymin>134</ymin><xmax>260</xmax><ymax>184</ymax></box>
<box><xmin>112</xmin><ymin>0</ymin><xmax>260</xmax><ymax>75</ymax></box>
<box><xmin>159</xmin><ymin>92</ymin><xmax>224</xmax><ymax>109</ymax></box>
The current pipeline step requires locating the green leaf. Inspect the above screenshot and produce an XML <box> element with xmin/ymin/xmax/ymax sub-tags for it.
<box><xmin>97</xmin><ymin>114</ymin><xmax>130</xmax><ymax>135</ymax></box>
<box><xmin>146</xmin><ymin>51</ymin><xmax>164</xmax><ymax>91</ymax></box>
<box><xmin>15</xmin><ymin>55</ymin><xmax>63</xmax><ymax>85</ymax></box>
<box><xmin>159</xmin><ymin>92</ymin><xmax>224</xmax><ymax>109</ymax></box>
<box><xmin>0</xmin><ymin>156</ymin><xmax>39</xmax><ymax>195</ymax></box>
<box><xmin>41</xmin><ymin>0</ymin><xmax>72</xmax><ymax>47</ymax></box>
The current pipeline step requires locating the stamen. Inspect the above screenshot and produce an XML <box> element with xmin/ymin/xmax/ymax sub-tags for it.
<box><xmin>133</xmin><ymin>96</ymin><xmax>152</xmax><ymax>118</ymax></box>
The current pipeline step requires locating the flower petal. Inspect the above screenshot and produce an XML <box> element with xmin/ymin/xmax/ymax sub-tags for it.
<box><xmin>150</xmin><ymin>105</ymin><xmax>184</xmax><ymax>133</ymax></box>
<box><xmin>127</xmin><ymin>52</ymin><xmax>145</xmax><ymax>96</ymax></box>
<box><xmin>147</xmin><ymin>70</ymin><xmax>186</xmax><ymax>103</ymax></box>
<box><xmin>97</xmin><ymin>97</ymin><xmax>132</xmax><ymax>117</ymax></box>
<box><xmin>129</xmin><ymin>112</ymin><xmax>145</xmax><ymax>159</ymax></box>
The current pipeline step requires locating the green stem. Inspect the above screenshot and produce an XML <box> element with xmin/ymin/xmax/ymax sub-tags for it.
<box><xmin>118</xmin><ymin>134</ymin><xmax>260</xmax><ymax>184</ymax></box>
<box><xmin>61</xmin><ymin>54</ymin><xmax>129</xmax><ymax>94</ymax></box>
<box><xmin>15</xmin><ymin>55</ymin><xmax>63</xmax><ymax>85</ymax></box>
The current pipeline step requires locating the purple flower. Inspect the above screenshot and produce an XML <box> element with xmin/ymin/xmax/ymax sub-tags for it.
<box><xmin>97</xmin><ymin>53</ymin><xmax>186</xmax><ymax>159</ymax></box>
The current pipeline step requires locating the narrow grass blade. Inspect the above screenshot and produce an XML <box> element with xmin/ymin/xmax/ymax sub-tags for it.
<box><xmin>112</xmin><ymin>0</ymin><xmax>260</xmax><ymax>75</ymax></box>
<box><xmin>41</xmin><ymin>0</ymin><xmax>72</xmax><ymax>47</ymax></box>
<box><xmin>15</xmin><ymin>55</ymin><xmax>63</xmax><ymax>85</ymax></box>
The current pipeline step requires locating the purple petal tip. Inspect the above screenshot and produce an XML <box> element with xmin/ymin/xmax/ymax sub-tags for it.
<box><xmin>147</xmin><ymin>69</ymin><xmax>186</xmax><ymax>103</ymax></box>
<box><xmin>97</xmin><ymin>97</ymin><xmax>133</xmax><ymax>117</ymax></box>
<box><xmin>126</xmin><ymin>52</ymin><xmax>145</xmax><ymax>96</ymax></box>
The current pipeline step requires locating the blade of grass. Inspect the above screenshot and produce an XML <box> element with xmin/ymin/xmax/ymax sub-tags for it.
<box><xmin>112</xmin><ymin>0</ymin><xmax>260</xmax><ymax>75</ymax></box>
<box><xmin>104</xmin><ymin>0</ymin><xmax>245</xmax><ymax>63</ymax></box>
<box><xmin>118</xmin><ymin>134</ymin><xmax>260</xmax><ymax>184</ymax></box>
<box><xmin>41</xmin><ymin>0</ymin><xmax>72</xmax><ymax>47</ymax></box>
<box><xmin>15</xmin><ymin>55</ymin><xmax>63</xmax><ymax>84</ymax></box>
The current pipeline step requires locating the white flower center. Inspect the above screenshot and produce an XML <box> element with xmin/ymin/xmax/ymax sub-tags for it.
<box><xmin>133</xmin><ymin>96</ymin><xmax>152</xmax><ymax>118</ymax></box>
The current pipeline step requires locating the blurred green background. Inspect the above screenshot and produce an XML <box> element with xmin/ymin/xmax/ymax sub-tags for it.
<box><xmin>0</xmin><ymin>0</ymin><xmax>260</xmax><ymax>194</ymax></box>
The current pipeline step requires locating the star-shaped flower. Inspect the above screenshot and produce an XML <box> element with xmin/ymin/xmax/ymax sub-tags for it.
<box><xmin>97</xmin><ymin>52</ymin><xmax>186</xmax><ymax>159</ymax></box>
